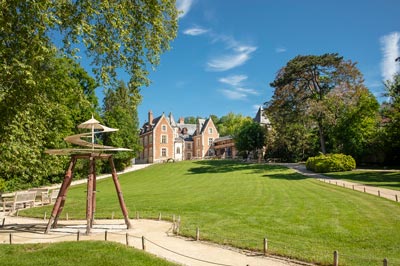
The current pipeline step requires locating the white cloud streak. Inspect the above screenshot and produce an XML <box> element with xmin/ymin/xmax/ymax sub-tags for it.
<box><xmin>275</xmin><ymin>47</ymin><xmax>287</xmax><ymax>53</ymax></box>
<box><xmin>207</xmin><ymin>45</ymin><xmax>257</xmax><ymax>72</ymax></box>
<box><xmin>380</xmin><ymin>32</ymin><xmax>400</xmax><ymax>82</ymax></box>
<box><xmin>183</xmin><ymin>27</ymin><xmax>209</xmax><ymax>36</ymax></box>
<box><xmin>176</xmin><ymin>0</ymin><xmax>194</xmax><ymax>18</ymax></box>
<box><xmin>218</xmin><ymin>74</ymin><xmax>259</xmax><ymax>100</ymax></box>
<box><xmin>219</xmin><ymin>75</ymin><xmax>248</xmax><ymax>86</ymax></box>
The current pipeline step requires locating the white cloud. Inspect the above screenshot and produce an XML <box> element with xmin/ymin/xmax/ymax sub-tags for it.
<box><xmin>380</xmin><ymin>32</ymin><xmax>400</xmax><ymax>82</ymax></box>
<box><xmin>176</xmin><ymin>0</ymin><xmax>194</xmax><ymax>18</ymax></box>
<box><xmin>183</xmin><ymin>27</ymin><xmax>209</xmax><ymax>36</ymax></box>
<box><xmin>275</xmin><ymin>47</ymin><xmax>287</xmax><ymax>53</ymax></box>
<box><xmin>236</xmin><ymin>87</ymin><xmax>259</xmax><ymax>95</ymax></box>
<box><xmin>218</xmin><ymin>75</ymin><xmax>247</xmax><ymax>86</ymax></box>
<box><xmin>220</xmin><ymin>89</ymin><xmax>247</xmax><ymax>100</ymax></box>
<box><xmin>207</xmin><ymin>46</ymin><xmax>257</xmax><ymax>72</ymax></box>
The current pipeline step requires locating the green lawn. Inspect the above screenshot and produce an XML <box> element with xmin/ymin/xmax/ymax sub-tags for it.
<box><xmin>324</xmin><ymin>170</ymin><xmax>400</xmax><ymax>191</ymax></box>
<box><xmin>0</xmin><ymin>241</ymin><xmax>176</xmax><ymax>266</ymax></box>
<box><xmin>21</xmin><ymin>160</ymin><xmax>400</xmax><ymax>266</ymax></box>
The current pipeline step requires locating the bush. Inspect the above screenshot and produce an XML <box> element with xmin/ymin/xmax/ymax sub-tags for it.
<box><xmin>306</xmin><ymin>154</ymin><xmax>356</xmax><ymax>173</ymax></box>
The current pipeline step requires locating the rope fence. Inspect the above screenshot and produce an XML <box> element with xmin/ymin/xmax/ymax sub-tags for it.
<box><xmin>318</xmin><ymin>178</ymin><xmax>400</xmax><ymax>202</ymax></box>
<box><xmin>1</xmin><ymin>213</ymin><xmax>397</xmax><ymax>266</ymax></box>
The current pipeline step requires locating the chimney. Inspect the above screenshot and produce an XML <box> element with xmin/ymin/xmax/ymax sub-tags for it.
<box><xmin>179</xmin><ymin>117</ymin><xmax>184</xmax><ymax>124</ymax></box>
<box><xmin>148</xmin><ymin>110</ymin><xmax>153</xmax><ymax>124</ymax></box>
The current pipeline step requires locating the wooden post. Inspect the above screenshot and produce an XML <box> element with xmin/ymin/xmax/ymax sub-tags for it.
<box><xmin>396</xmin><ymin>195</ymin><xmax>398</xmax><ymax>202</ymax></box>
<box><xmin>16</xmin><ymin>209</ymin><xmax>19</xmax><ymax>217</ymax></box>
<box><xmin>364</xmin><ymin>187</ymin><xmax>366</xmax><ymax>193</ymax></box>
<box><xmin>77</xmin><ymin>231</ymin><xmax>80</xmax><ymax>241</ymax></box>
<box><xmin>44</xmin><ymin>212</ymin><xmax>47</xmax><ymax>220</ymax></box>
<box><xmin>176</xmin><ymin>216</ymin><xmax>181</xmax><ymax>235</ymax></box>
<box><xmin>196</xmin><ymin>227</ymin><xmax>200</xmax><ymax>241</ymax></box>
<box><xmin>383</xmin><ymin>258</ymin><xmax>388</xmax><ymax>266</ymax></box>
<box><xmin>86</xmin><ymin>156</ymin><xmax>95</xmax><ymax>234</ymax></box>
<box><xmin>263</xmin><ymin>238</ymin><xmax>268</xmax><ymax>255</ymax></box>
<box><xmin>126</xmin><ymin>233</ymin><xmax>130</xmax><ymax>246</ymax></box>
<box><xmin>1</xmin><ymin>217</ymin><xmax>5</xmax><ymax>228</ymax></box>
<box><xmin>142</xmin><ymin>236</ymin><xmax>146</xmax><ymax>251</ymax></box>
<box><xmin>352</xmin><ymin>185</ymin><xmax>354</xmax><ymax>190</ymax></box>
<box><xmin>333</xmin><ymin>250</ymin><xmax>339</xmax><ymax>266</ymax></box>
<box><xmin>136</xmin><ymin>211</ymin><xmax>139</xmax><ymax>219</ymax></box>
<box><xmin>105</xmin><ymin>230</ymin><xmax>108</xmax><ymax>241</ymax></box>
<box><xmin>91</xmin><ymin>159</ymin><xmax>97</xmax><ymax>228</ymax></box>
<box><xmin>111</xmin><ymin>211</ymin><xmax>115</xmax><ymax>219</ymax></box>
<box><xmin>45</xmin><ymin>157</ymin><xmax>76</xmax><ymax>233</ymax></box>
<box><xmin>66</xmin><ymin>212</ymin><xmax>69</xmax><ymax>221</ymax></box>
<box><xmin>9</xmin><ymin>233</ymin><xmax>12</xmax><ymax>244</ymax></box>
<box><xmin>109</xmin><ymin>156</ymin><xmax>132</xmax><ymax>229</ymax></box>
<box><xmin>378</xmin><ymin>190</ymin><xmax>381</xmax><ymax>197</ymax></box>
<box><xmin>158</xmin><ymin>212</ymin><xmax>162</xmax><ymax>221</ymax></box>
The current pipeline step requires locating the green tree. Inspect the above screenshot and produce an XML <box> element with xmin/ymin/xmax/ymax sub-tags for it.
<box><xmin>269</xmin><ymin>53</ymin><xmax>365</xmax><ymax>154</ymax></box>
<box><xmin>234</xmin><ymin>121</ymin><xmax>266</xmax><ymax>160</ymax></box>
<box><xmin>216</xmin><ymin>112</ymin><xmax>252</xmax><ymax>136</ymax></box>
<box><xmin>102</xmin><ymin>81</ymin><xmax>142</xmax><ymax>171</ymax></box>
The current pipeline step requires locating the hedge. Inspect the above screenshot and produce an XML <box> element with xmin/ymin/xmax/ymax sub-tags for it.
<box><xmin>306</xmin><ymin>154</ymin><xmax>356</xmax><ymax>173</ymax></box>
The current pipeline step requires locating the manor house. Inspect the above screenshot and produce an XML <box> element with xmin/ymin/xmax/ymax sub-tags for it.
<box><xmin>137</xmin><ymin>111</ymin><xmax>219</xmax><ymax>164</ymax></box>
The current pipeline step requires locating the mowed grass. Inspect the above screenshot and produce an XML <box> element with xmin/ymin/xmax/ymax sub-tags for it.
<box><xmin>324</xmin><ymin>170</ymin><xmax>400</xmax><ymax>191</ymax></box>
<box><xmin>0</xmin><ymin>241</ymin><xmax>177</xmax><ymax>266</ymax></box>
<box><xmin>22</xmin><ymin>160</ymin><xmax>400</xmax><ymax>265</ymax></box>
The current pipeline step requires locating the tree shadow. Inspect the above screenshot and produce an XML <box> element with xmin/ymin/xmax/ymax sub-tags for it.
<box><xmin>185</xmin><ymin>160</ymin><xmax>308</xmax><ymax>181</ymax></box>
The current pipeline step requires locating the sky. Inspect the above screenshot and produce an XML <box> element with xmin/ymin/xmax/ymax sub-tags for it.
<box><xmin>103</xmin><ymin>0</ymin><xmax>400</xmax><ymax>126</ymax></box>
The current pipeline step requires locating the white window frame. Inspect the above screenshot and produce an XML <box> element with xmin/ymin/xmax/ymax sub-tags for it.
<box><xmin>161</xmin><ymin>148</ymin><xmax>167</xmax><ymax>157</ymax></box>
<box><xmin>161</xmin><ymin>135</ymin><xmax>167</xmax><ymax>144</ymax></box>
<box><xmin>162</xmin><ymin>125</ymin><xmax>167</xmax><ymax>131</ymax></box>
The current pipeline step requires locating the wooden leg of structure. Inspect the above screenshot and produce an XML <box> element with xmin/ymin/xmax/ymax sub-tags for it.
<box><xmin>90</xmin><ymin>158</ymin><xmax>97</xmax><ymax>228</ymax></box>
<box><xmin>109</xmin><ymin>157</ymin><xmax>132</xmax><ymax>229</ymax></box>
<box><xmin>45</xmin><ymin>157</ymin><xmax>77</xmax><ymax>234</ymax></box>
<box><xmin>86</xmin><ymin>156</ymin><xmax>95</xmax><ymax>234</ymax></box>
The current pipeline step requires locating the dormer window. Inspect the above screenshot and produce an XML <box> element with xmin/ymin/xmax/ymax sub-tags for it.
<box><xmin>209</xmin><ymin>127</ymin><xmax>213</xmax><ymax>134</ymax></box>
<box><xmin>162</xmin><ymin>125</ymin><xmax>167</xmax><ymax>131</ymax></box>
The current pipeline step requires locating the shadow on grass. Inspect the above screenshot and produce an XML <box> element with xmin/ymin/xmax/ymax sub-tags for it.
<box><xmin>186</xmin><ymin>160</ymin><xmax>286</xmax><ymax>175</ymax></box>
<box><xmin>262</xmin><ymin>172</ymin><xmax>309</xmax><ymax>181</ymax></box>
<box><xmin>326</xmin><ymin>171</ymin><xmax>400</xmax><ymax>190</ymax></box>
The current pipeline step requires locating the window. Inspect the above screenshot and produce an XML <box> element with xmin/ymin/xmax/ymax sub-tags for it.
<box><xmin>162</xmin><ymin>125</ymin><xmax>167</xmax><ymax>131</ymax></box>
<box><xmin>208</xmin><ymin>138</ymin><xmax>213</xmax><ymax>146</ymax></box>
<box><xmin>176</xmin><ymin>147</ymin><xmax>181</xmax><ymax>154</ymax></box>
<box><xmin>196</xmin><ymin>139</ymin><xmax>200</xmax><ymax>146</ymax></box>
<box><xmin>161</xmin><ymin>148</ymin><xmax>167</xmax><ymax>157</ymax></box>
<box><xmin>209</xmin><ymin>127</ymin><xmax>213</xmax><ymax>134</ymax></box>
<box><xmin>187</xmin><ymin>143</ymin><xmax>192</xmax><ymax>149</ymax></box>
<box><xmin>161</xmin><ymin>135</ymin><xmax>167</xmax><ymax>144</ymax></box>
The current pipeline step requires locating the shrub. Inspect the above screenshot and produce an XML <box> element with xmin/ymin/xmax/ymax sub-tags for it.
<box><xmin>306</xmin><ymin>154</ymin><xmax>356</xmax><ymax>173</ymax></box>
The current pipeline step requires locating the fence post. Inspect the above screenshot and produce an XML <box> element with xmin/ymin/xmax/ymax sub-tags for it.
<box><xmin>9</xmin><ymin>233</ymin><xmax>12</xmax><ymax>245</ymax></box>
<box><xmin>263</xmin><ymin>238</ymin><xmax>268</xmax><ymax>255</ymax></box>
<box><xmin>43</xmin><ymin>212</ymin><xmax>47</xmax><ymax>220</ymax></box>
<box><xmin>105</xmin><ymin>230</ymin><xmax>108</xmax><ymax>241</ymax></box>
<box><xmin>126</xmin><ymin>233</ymin><xmax>130</xmax><ymax>246</ymax></box>
<box><xmin>176</xmin><ymin>216</ymin><xmax>181</xmax><ymax>235</ymax></box>
<box><xmin>158</xmin><ymin>212</ymin><xmax>162</xmax><ymax>221</ymax></box>
<box><xmin>383</xmin><ymin>258</ymin><xmax>388</xmax><ymax>266</ymax></box>
<box><xmin>136</xmin><ymin>211</ymin><xmax>139</xmax><ymax>219</ymax></box>
<box><xmin>66</xmin><ymin>213</ymin><xmax>69</xmax><ymax>221</ymax></box>
<box><xmin>77</xmin><ymin>231</ymin><xmax>80</xmax><ymax>241</ymax></box>
<box><xmin>333</xmin><ymin>250</ymin><xmax>339</xmax><ymax>266</ymax></box>
<box><xmin>142</xmin><ymin>236</ymin><xmax>146</xmax><ymax>251</ymax></box>
<box><xmin>378</xmin><ymin>190</ymin><xmax>381</xmax><ymax>197</ymax></box>
<box><xmin>396</xmin><ymin>195</ymin><xmax>398</xmax><ymax>202</ymax></box>
<box><xmin>196</xmin><ymin>227</ymin><xmax>200</xmax><ymax>241</ymax></box>
<box><xmin>364</xmin><ymin>187</ymin><xmax>366</xmax><ymax>193</ymax></box>
<box><xmin>1</xmin><ymin>217</ymin><xmax>5</xmax><ymax>228</ymax></box>
<box><xmin>352</xmin><ymin>185</ymin><xmax>354</xmax><ymax>190</ymax></box>
<box><xmin>111</xmin><ymin>211</ymin><xmax>115</xmax><ymax>219</ymax></box>
<box><xmin>343</xmin><ymin>183</ymin><xmax>345</xmax><ymax>188</ymax></box>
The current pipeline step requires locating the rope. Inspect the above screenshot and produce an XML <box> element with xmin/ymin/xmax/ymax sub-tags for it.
<box><xmin>144</xmin><ymin>237</ymin><xmax>235</xmax><ymax>266</ymax></box>
<box><xmin>11</xmin><ymin>234</ymin><xmax>71</xmax><ymax>240</ymax></box>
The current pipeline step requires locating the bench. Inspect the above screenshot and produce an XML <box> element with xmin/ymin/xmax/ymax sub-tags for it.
<box><xmin>28</xmin><ymin>188</ymin><xmax>50</xmax><ymax>205</ymax></box>
<box><xmin>42</xmin><ymin>189</ymin><xmax>59</xmax><ymax>204</ymax></box>
<box><xmin>1</xmin><ymin>191</ymin><xmax>37</xmax><ymax>213</ymax></box>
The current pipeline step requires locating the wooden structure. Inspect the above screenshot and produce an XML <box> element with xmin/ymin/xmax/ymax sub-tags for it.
<box><xmin>45</xmin><ymin>116</ymin><xmax>132</xmax><ymax>234</ymax></box>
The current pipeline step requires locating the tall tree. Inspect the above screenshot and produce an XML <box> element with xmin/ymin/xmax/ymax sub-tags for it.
<box><xmin>234</xmin><ymin>121</ymin><xmax>266</xmax><ymax>160</ymax></box>
<box><xmin>268</xmin><ymin>53</ymin><xmax>367</xmax><ymax>154</ymax></box>
<box><xmin>102</xmin><ymin>81</ymin><xmax>141</xmax><ymax>170</ymax></box>
<box><xmin>216</xmin><ymin>112</ymin><xmax>252</xmax><ymax>136</ymax></box>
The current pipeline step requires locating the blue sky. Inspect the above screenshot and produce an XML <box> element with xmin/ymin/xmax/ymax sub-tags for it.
<box><xmin>104</xmin><ymin>0</ymin><xmax>400</xmax><ymax>125</ymax></box>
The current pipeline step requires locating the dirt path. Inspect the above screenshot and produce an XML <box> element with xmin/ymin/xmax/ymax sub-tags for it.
<box><xmin>280</xmin><ymin>163</ymin><xmax>400</xmax><ymax>202</ymax></box>
<box><xmin>0</xmin><ymin>216</ymin><xmax>308</xmax><ymax>266</ymax></box>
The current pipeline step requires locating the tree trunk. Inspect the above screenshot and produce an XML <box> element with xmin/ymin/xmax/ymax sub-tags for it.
<box><xmin>318</xmin><ymin>121</ymin><xmax>327</xmax><ymax>154</ymax></box>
